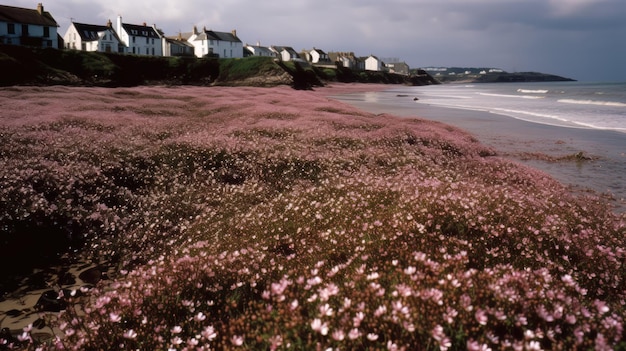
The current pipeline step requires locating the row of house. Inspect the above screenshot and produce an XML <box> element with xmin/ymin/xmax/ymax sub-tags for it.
<box><xmin>0</xmin><ymin>3</ymin><xmax>411</xmax><ymax>74</ymax></box>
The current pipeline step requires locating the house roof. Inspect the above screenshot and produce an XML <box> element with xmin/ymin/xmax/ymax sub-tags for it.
<box><xmin>195</xmin><ymin>30</ymin><xmax>241</xmax><ymax>43</ymax></box>
<box><xmin>271</xmin><ymin>46</ymin><xmax>298</xmax><ymax>55</ymax></box>
<box><xmin>71</xmin><ymin>22</ymin><xmax>120</xmax><ymax>42</ymax></box>
<box><xmin>245</xmin><ymin>44</ymin><xmax>274</xmax><ymax>56</ymax></box>
<box><xmin>164</xmin><ymin>36</ymin><xmax>195</xmax><ymax>47</ymax></box>
<box><xmin>121</xmin><ymin>23</ymin><xmax>160</xmax><ymax>38</ymax></box>
<box><xmin>311</xmin><ymin>48</ymin><xmax>327</xmax><ymax>55</ymax></box>
<box><xmin>0</xmin><ymin>4</ymin><xmax>58</xmax><ymax>27</ymax></box>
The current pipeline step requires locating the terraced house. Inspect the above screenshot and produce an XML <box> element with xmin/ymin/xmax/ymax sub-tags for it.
<box><xmin>0</xmin><ymin>3</ymin><xmax>59</xmax><ymax>48</ymax></box>
<box><xmin>64</xmin><ymin>20</ymin><xmax>124</xmax><ymax>53</ymax></box>
<box><xmin>115</xmin><ymin>15</ymin><xmax>162</xmax><ymax>56</ymax></box>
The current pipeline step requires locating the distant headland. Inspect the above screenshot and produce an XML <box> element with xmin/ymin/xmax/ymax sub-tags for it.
<box><xmin>422</xmin><ymin>67</ymin><xmax>576</xmax><ymax>83</ymax></box>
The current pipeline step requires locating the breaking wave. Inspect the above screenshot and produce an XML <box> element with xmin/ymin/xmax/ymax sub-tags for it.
<box><xmin>558</xmin><ymin>99</ymin><xmax>626</xmax><ymax>107</ymax></box>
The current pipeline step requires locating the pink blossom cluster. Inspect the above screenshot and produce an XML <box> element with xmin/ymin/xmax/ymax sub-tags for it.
<box><xmin>1</xmin><ymin>85</ymin><xmax>625</xmax><ymax>350</ymax></box>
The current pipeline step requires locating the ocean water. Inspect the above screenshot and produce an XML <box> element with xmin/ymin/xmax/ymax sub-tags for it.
<box><xmin>332</xmin><ymin>81</ymin><xmax>626</xmax><ymax>212</ymax></box>
<box><xmin>374</xmin><ymin>81</ymin><xmax>626</xmax><ymax>132</ymax></box>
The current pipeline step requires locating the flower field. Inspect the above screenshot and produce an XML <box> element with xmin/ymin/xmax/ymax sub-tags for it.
<box><xmin>1</xmin><ymin>84</ymin><xmax>625</xmax><ymax>350</ymax></box>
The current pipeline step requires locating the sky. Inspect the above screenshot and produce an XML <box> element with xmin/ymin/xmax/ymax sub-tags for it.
<box><xmin>7</xmin><ymin>0</ymin><xmax>626</xmax><ymax>82</ymax></box>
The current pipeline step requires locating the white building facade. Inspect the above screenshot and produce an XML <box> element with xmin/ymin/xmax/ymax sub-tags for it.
<box><xmin>0</xmin><ymin>3</ymin><xmax>58</xmax><ymax>48</ymax></box>
<box><xmin>116</xmin><ymin>16</ymin><xmax>162</xmax><ymax>56</ymax></box>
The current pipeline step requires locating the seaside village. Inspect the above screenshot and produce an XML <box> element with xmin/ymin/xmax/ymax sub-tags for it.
<box><xmin>0</xmin><ymin>3</ymin><xmax>412</xmax><ymax>75</ymax></box>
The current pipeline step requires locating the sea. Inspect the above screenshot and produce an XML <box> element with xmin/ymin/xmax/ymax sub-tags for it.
<box><xmin>333</xmin><ymin>81</ymin><xmax>626</xmax><ymax>212</ymax></box>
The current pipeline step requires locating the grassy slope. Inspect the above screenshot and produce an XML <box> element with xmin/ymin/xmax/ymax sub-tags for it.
<box><xmin>0</xmin><ymin>45</ymin><xmax>438</xmax><ymax>88</ymax></box>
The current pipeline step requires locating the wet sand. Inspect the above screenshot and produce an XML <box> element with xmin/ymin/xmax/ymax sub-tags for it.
<box><xmin>330</xmin><ymin>89</ymin><xmax>626</xmax><ymax>211</ymax></box>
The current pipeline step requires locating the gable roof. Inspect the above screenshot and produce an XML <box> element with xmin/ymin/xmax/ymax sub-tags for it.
<box><xmin>121</xmin><ymin>23</ymin><xmax>160</xmax><ymax>38</ymax></box>
<box><xmin>71</xmin><ymin>22</ymin><xmax>120</xmax><ymax>42</ymax></box>
<box><xmin>0</xmin><ymin>4</ymin><xmax>58</xmax><ymax>27</ymax></box>
<box><xmin>245</xmin><ymin>44</ymin><xmax>275</xmax><ymax>56</ymax></box>
<box><xmin>164</xmin><ymin>35</ymin><xmax>195</xmax><ymax>48</ymax></box>
<box><xmin>271</xmin><ymin>46</ymin><xmax>298</xmax><ymax>55</ymax></box>
<box><xmin>195</xmin><ymin>29</ymin><xmax>241</xmax><ymax>43</ymax></box>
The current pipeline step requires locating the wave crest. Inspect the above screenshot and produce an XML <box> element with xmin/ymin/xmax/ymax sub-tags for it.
<box><xmin>558</xmin><ymin>99</ymin><xmax>626</xmax><ymax>107</ymax></box>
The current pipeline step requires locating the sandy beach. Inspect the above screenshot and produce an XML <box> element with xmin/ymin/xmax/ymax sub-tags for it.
<box><xmin>1</xmin><ymin>83</ymin><xmax>625</xmax><ymax>350</ymax></box>
<box><xmin>331</xmin><ymin>88</ymin><xmax>626</xmax><ymax>210</ymax></box>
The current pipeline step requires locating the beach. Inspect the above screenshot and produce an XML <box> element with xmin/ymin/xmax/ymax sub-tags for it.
<box><xmin>331</xmin><ymin>87</ymin><xmax>626</xmax><ymax>211</ymax></box>
<box><xmin>1</xmin><ymin>83</ymin><xmax>625</xmax><ymax>350</ymax></box>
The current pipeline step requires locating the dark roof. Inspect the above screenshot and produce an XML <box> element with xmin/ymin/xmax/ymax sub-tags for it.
<box><xmin>71</xmin><ymin>22</ymin><xmax>116</xmax><ymax>41</ymax></box>
<box><xmin>196</xmin><ymin>30</ymin><xmax>241</xmax><ymax>43</ymax></box>
<box><xmin>0</xmin><ymin>4</ymin><xmax>58</xmax><ymax>27</ymax></box>
<box><xmin>121</xmin><ymin>23</ymin><xmax>160</xmax><ymax>38</ymax></box>
<box><xmin>164</xmin><ymin>36</ymin><xmax>194</xmax><ymax>47</ymax></box>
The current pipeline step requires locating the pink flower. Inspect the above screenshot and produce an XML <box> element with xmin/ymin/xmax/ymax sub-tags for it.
<box><xmin>348</xmin><ymin>328</ymin><xmax>361</xmax><ymax>340</ymax></box>
<box><xmin>311</xmin><ymin>318</ymin><xmax>329</xmax><ymax>335</ymax></box>
<box><xmin>367</xmin><ymin>333</ymin><xmax>379</xmax><ymax>341</ymax></box>
<box><xmin>109</xmin><ymin>312</ymin><xmax>122</xmax><ymax>323</ymax></box>
<box><xmin>171</xmin><ymin>336</ymin><xmax>183</xmax><ymax>345</ymax></box>
<box><xmin>231</xmin><ymin>335</ymin><xmax>244</xmax><ymax>346</ymax></box>
<box><xmin>475</xmin><ymin>309</ymin><xmax>488</xmax><ymax>325</ymax></box>
<box><xmin>332</xmin><ymin>329</ymin><xmax>345</xmax><ymax>341</ymax></box>
<box><xmin>201</xmin><ymin>326</ymin><xmax>217</xmax><ymax>340</ymax></box>
<box><xmin>123</xmin><ymin>329</ymin><xmax>137</xmax><ymax>339</ymax></box>
<box><xmin>194</xmin><ymin>312</ymin><xmax>206</xmax><ymax>322</ymax></box>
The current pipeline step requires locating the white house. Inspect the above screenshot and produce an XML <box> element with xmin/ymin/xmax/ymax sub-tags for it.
<box><xmin>161</xmin><ymin>33</ymin><xmax>195</xmax><ymax>57</ymax></box>
<box><xmin>0</xmin><ymin>3</ymin><xmax>58</xmax><ymax>48</ymax></box>
<box><xmin>270</xmin><ymin>46</ymin><xmax>300</xmax><ymax>61</ymax></box>
<box><xmin>244</xmin><ymin>43</ymin><xmax>276</xmax><ymax>58</ymax></box>
<box><xmin>309</xmin><ymin>48</ymin><xmax>331</xmax><ymax>64</ymax></box>
<box><xmin>115</xmin><ymin>16</ymin><xmax>162</xmax><ymax>56</ymax></box>
<box><xmin>364</xmin><ymin>55</ymin><xmax>383</xmax><ymax>71</ymax></box>
<box><xmin>63</xmin><ymin>20</ymin><xmax>124</xmax><ymax>53</ymax></box>
<box><xmin>185</xmin><ymin>26</ymin><xmax>243</xmax><ymax>58</ymax></box>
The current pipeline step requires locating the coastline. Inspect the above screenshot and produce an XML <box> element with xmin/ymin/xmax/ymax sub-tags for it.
<box><xmin>326</xmin><ymin>84</ymin><xmax>626</xmax><ymax>211</ymax></box>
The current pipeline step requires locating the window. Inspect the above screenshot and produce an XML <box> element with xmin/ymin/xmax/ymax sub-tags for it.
<box><xmin>22</xmin><ymin>24</ymin><xmax>29</xmax><ymax>36</ymax></box>
<box><xmin>146</xmin><ymin>37</ymin><xmax>149</xmax><ymax>44</ymax></box>
<box><xmin>43</xmin><ymin>26</ymin><xmax>50</xmax><ymax>38</ymax></box>
<box><xmin>8</xmin><ymin>23</ymin><xmax>15</xmax><ymax>34</ymax></box>
<box><xmin>132</xmin><ymin>36</ymin><xmax>136</xmax><ymax>43</ymax></box>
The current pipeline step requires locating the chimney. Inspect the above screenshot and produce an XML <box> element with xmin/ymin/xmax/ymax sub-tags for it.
<box><xmin>231</xmin><ymin>29</ymin><xmax>237</xmax><ymax>37</ymax></box>
<box><xmin>37</xmin><ymin>3</ymin><xmax>43</xmax><ymax>15</ymax></box>
<box><xmin>192</xmin><ymin>25</ymin><xmax>198</xmax><ymax>35</ymax></box>
<box><xmin>143</xmin><ymin>22</ymin><xmax>147</xmax><ymax>27</ymax></box>
<box><xmin>117</xmin><ymin>15</ymin><xmax>123</xmax><ymax>35</ymax></box>
<box><xmin>106</xmin><ymin>19</ymin><xmax>112</xmax><ymax>28</ymax></box>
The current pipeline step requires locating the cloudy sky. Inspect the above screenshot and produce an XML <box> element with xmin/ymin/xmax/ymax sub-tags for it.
<box><xmin>8</xmin><ymin>0</ymin><xmax>626</xmax><ymax>82</ymax></box>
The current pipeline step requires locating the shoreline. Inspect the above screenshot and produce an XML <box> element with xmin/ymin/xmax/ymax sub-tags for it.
<box><xmin>324</xmin><ymin>84</ymin><xmax>626</xmax><ymax>212</ymax></box>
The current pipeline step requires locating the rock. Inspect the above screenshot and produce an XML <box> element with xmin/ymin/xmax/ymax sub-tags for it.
<box><xmin>35</xmin><ymin>290</ymin><xmax>67</xmax><ymax>312</ymax></box>
<box><xmin>58</xmin><ymin>271</ymin><xmax>76</xmax><ymax>285</ymax></box>
<box><xmin>6</xmin><ymin>309</ymin><xmax>23</xmax><ymax>317</ymax></box>
<box><xmin>78</xmin><ymin>266</ymin><xmax>103</xmax><ymax>285</ymax></box>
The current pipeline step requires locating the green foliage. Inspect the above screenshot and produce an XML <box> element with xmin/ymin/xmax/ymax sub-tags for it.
<box><xmin>217</xmin><ymin>56</ymin><xmax>278</xmax><ymax>81</ymax></box>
